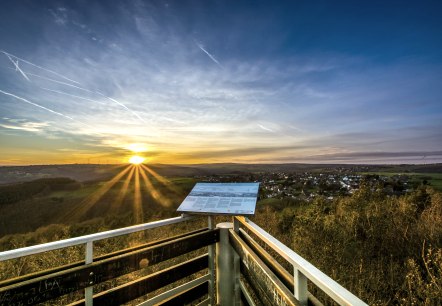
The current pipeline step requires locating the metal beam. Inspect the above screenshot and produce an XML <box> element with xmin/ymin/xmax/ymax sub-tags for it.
<box><xmin>71</xmin><ymin>254</ymin><xmax>208</xmax><ymax>305</ymax></box>
<box><xmin>0</xmin><ymin>230</ymin><xmax>218</xmax><ymax>306</ymax></box>
<box><xmin>138</xmin><ymin>274</ymin><xmax>209</xmax><ymax>306</ymax></box>
<box><xmin>0</xmin><ymin>228</ymin><xmax>208</xmax><ymax>287</ymax></box>
<box><xmin>0</xmin><ymin>215</ymin><xmax>194</xmax><ymax>262</ymax></box>
<box><xmin>156</xmin><ymin>280</ymin><xmax>208</xmax><ymax>306</ymax></box>
<box><xmin>235</xmin><ymin>217</ymin><xmax>367</xmax><ymax>306</ymax></box>
<box><xmin>239</xmin><ymin>229</ymin><xmax>323</xmax><ymax>306</ymax></box>
<box><xmin>229</xmin><ymin>229</ymin><xmax>300</xmax><ymax>306</ymax></box>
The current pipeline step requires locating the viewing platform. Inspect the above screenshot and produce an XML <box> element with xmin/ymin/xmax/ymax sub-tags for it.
<box><xmin>0</xmin><ymin>215</ymin><xmax>367</xmax><ymax>305</ymax></box>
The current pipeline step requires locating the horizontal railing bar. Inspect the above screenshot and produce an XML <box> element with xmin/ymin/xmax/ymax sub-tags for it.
<box><xmin>229</xmin><ymin>229</ymin><xmax>300</xmax><ymax>306</ymax></box>
<box><xmin>239</xmin><ymin>229</ymin><xmax>323</xmax><ymax>306</ymax></box>
<box><xmin>195</xmin><ymin>297</ymin><xmax>210</xmax><ymax>306</ymax></box>
<box><xmin>156</xmin><ymin>279</ymin><xmax>208</xmax><ymax>306</ymax></box>
<box><xmin>239</xmin><ymin>280</ymin><xmax>257</xmax><ymax>306</ymax></box>
<box><xmin>0</xmin><ymin>215</ymin><xmax>194</xmax><ymax>261</ymax></box>
<box><xmin>241</xmin><ymin>265</ymin><xmax>273</xmax><ymax>306</ymax></box>
<box><xmin>138</xmin><ymin>274</ymin><xmax>209</xmax><ymax>306</ymax></box>
<box><xmin>70</xmin><ymin>254</ymin><xmax>208</xmax><ymax>305</ymax></box>
<box><xmin>236</xmin><ymin>217</ymin><xmax>367</xmax><ymax>306</ymax></box>
<box><xmin>0</xmin><ymin>230</ymin><xmax>218</xmax><ymax>306</ymax></box>
<box><xmin>0</xmin><ymin>227</ymin><xmax>208</xmax><ymax>287</ymax></box>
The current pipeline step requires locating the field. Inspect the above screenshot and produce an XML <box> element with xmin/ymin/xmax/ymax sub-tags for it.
<box><xmin>359</xmin><ymin>171</ymin><xmax>442</xmax><ymax>191</ymax></box>
<box><xmin>0</xmin><ymin>163</ymin><xmax>441</xmax><ymax>304</ymax></box>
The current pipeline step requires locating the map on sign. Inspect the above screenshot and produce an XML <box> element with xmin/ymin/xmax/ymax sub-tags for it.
<box><xmin>177</xmin><ymin>183</ymin><xmax>260</xmax><ymax>216</ymax></box>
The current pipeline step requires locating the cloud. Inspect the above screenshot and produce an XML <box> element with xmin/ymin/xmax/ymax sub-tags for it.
<box><xmin>0</xmin><ymin>118</ymin><xmax>49</xmax><ymax>132</ymax></box>
<box><xmin>257</xmin><ymin>124</ymin><xmax>274</xmax><ymax>133</ymax></box>
<box><xmin>0</xmin><ymin>2</ymin><xmax>441</xmax><ymax>164</ymax></box>
<box><xmin>0</xmin><ymin>89</ymin><xmax>94</xmax><ymax>130</ymax></box>
<box><xmin>49</xmin><ymin>7</ymin><xmax>68</xmax><ymax>25</ymax></box>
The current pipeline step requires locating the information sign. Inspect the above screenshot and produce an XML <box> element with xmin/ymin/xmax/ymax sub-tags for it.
<box><xmin>177</xmin><ymin>182</ymin><xmax>259</xmax><ymax>216</ymax></box>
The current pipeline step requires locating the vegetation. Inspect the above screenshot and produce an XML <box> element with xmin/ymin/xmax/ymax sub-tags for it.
<box><xmin>253</xmin><ymin>185</ymin><xmax>442</xmax><ymax>305</ymax></box>
<box><xmin>0</xmin><ymin>178</ymin><xmax>81</xmax><ymax>206</ymax></box>
<box><xmin>0</xmin><ymin>171</ymin><xmax>441</xmax><ymax>305</ymax></box>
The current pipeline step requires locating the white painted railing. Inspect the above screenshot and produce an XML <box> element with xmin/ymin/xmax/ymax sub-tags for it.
<box><xmin>0</xmin><ymin>214</ymin><xmax>195</xmax><ymax>306</ymax></box>
<box><xmin>0</xmin><ymin>214</ymin><xmax>367</xmax><ymax>306</ymax></box>
<box><xmin>235</xmin><ymin>216</ymin><xmax>367</xmax><ymax>306</ymax></box>
<box><xmin>0</xmin><ymin>214</ymin><xmax>193</xmax><ymax>262</ymax></box>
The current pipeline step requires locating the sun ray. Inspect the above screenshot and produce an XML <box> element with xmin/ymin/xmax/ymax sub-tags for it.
<box><xmin>60</xmin><ymin>165</ymin><xmax>133</xmax><ymax>222</ymax></box>
<box><xmin>133</xmin><ymin>166</ymin><xmax>144</xmax><ymax>224</ymax></box>
<box><xmin>139</xmin><ymin>165</ymin><xmax>172</xmax><ymax>207</ymax></box>
<box><xmin>140</xmin><ymin>164</ymin><xmax>182</xmax><ymax>196</ymax></box>
<box><xmin>109</xmin><ymin>166</ymin><xmax>135</xmax><ymax>213</ymax></box>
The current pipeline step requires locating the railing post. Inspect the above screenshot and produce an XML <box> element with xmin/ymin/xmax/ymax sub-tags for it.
<box><xmin>294</xmin><ymin>267</ymin><xmax>308</xmax><ymax>305</ymax></box>
<box><xmin>85</xmin><ymin>241</ymin><xmax>93</xmax><ymax>306</ymax></box>
<box><xmin>232</xmin><ymin>217</ymin><xmax>241</xmax><ymax>305</ymax></box>
<box><xmin>216</xmin><ymin>222</ymin><xmax>239</xmax><ymax>306</ymax></box>
<box><xmin>208</xmin><ymin>216</ymin><xmax>216</xmax><ymax>305</ymax></box>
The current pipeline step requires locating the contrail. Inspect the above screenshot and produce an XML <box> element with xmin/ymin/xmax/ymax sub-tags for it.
<box><xmin>24</xmin><ymin>71</ymin><xmax>94</xmax><ymax>93</ymax></box>
<box><xmin>13</xmin><ymin>69</ymin><xmax>144</xmax><ymax>123</ymax></box>
<box><xmin>196</xmin><ymin>43</ymin><xmax>223</xmax><ymax>68</ymax></box>
<box><xmin>41</xmin><ymin>87</ymin><xmax>105</xmax><ymax>104</ymax></box>
<box><xmin>1</xmin><ymin>50</ymin><xmax>81</xmax><ymax>85</ymax></box>
<box><xmin>0</xmin><ymin>89</ymin><xmax>93</xmax><ymax>129</ymax></box>
<box><xmin>4</xmin><ymin>53</ymin><xmax>30</xmax><ymax>81</ymax></box>
<box><xmin>97</xmin><ymin>93</ymin><xmax>146</xmax><ymax>123</ymax></box>
<box><xmin>2</xmin><ymin>50</ymin><xmax>145</xmax><ymax>124</ymax></box>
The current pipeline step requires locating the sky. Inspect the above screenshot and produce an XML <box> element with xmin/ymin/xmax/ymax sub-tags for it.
<box><xmin>0</xmin><ymin>0</ymin><xmax>441</xmax><ymax>165</ymax></box>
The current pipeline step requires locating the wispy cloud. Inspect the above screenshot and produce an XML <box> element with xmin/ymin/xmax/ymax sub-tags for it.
<box><xmin>0</xmin><ymin>2</ymin><xmax>440</xmax><ymax>164</ymax></box>
<box><xmin>0</xmin><ymin>118</ymin><xmax>49</xmax><ymax>132</ymax></box>
<box><xmin>258</xmin><ymin>124</ymin><xmax>275</xmax><ymax>133</ymax></box>
<box><xmin>0</xmin><ymin>89</ymin><xmax>93</xmax><ymax>129</ymax></box>
<box><xmin>48</xmin><ymin>7</ymin><xmax>68</xmax><ymax>25</ymax></box>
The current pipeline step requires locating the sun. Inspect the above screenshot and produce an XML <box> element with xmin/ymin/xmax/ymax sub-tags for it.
<box><xmin>129</xmin><ymin>155</ymin><xmax>145</xmax><ymax>165</ymax></box>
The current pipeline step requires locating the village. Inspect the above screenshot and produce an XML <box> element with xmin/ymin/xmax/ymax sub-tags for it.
<box><xmin>196</xmin><ymin>171</ymin><xmax>416</xmax><ymax>201</ymax></box>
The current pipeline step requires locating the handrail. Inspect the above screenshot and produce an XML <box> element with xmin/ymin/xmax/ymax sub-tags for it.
<box><xmin>235</xmin><ymin>216</ymin><xmax>367</xmax><ymax>306</ymax></box>
<box><xmin>0</xmin><ymin>214</ymin><xmax>194</xmax><ymax>261</ymax></box>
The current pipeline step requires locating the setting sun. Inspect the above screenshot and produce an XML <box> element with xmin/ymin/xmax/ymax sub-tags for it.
<box><xmin>129</xmin><ymin>156</ymin><xmax>145</xmax><ymax>165</ymax></box>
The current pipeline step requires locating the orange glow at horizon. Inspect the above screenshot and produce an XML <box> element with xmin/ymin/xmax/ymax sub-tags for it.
<box><xmin>129</xmin><ymin>155</ymin><xmax>145</xmax><ymax>165</ymax></box>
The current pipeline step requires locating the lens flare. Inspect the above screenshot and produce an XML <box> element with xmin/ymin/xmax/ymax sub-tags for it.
<box><xmin>129</xmin><ymin>156</ymin><xmax>145</xmax><ymax>165</ymax></box>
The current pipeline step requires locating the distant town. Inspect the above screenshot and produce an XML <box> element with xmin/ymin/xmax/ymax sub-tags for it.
<box><xmin>197</xmin><ymin>170</ymin><xmax>431</xmax><ymax>201</ymax></box>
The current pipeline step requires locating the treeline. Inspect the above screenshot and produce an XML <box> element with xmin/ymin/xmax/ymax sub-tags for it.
<box><xmin>253</xmin><ymin>185</ymin><xmax>442</xmax><ymax>305</ymax></box>
<box><xmin>0</xmin><ymin>178</ymin><xmax>81</xmax><ymax>206</ymax></box>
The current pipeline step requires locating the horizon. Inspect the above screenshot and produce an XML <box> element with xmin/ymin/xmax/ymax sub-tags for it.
<box><xmin>2</xmin><ymin>160</ymin><xmax>442</xmax><ymax>167</ymax></box>
<box><xmin>1</xmin><ymin>1</ymin><xmax>442</xmax><ymax>165</ymax></box>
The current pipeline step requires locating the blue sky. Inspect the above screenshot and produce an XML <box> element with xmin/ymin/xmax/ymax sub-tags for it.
<box><xmin>0</xmin><ymin>0</ymin><xmax>441</xmax><ymax>164</ymax></box>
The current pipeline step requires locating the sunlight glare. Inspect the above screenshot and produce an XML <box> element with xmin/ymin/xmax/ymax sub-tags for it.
<box><xmin>129</xmin><ymin>155</ymin><xmax>145</xmax><ymax>165</ymax></box>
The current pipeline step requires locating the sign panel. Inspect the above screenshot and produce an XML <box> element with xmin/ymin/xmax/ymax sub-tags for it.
<box><xmin>177</xmin><ymin>183</ymin><xmax>260</xmax><ymax>216</ymax></box>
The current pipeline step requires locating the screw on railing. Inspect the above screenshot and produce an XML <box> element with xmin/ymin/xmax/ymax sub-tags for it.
<box><xmin>85</xmin><ymin>241</ymin><xmax>93</xmax><ymax>306</ymax></box>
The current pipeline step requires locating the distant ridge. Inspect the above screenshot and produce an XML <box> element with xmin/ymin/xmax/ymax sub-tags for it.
<box><xmin>0</xmin><ymin>163</ymin><xmax>441</xmax><ymax>185</ymax></box>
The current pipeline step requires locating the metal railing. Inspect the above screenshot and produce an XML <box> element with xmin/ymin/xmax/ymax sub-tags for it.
<box><xmin>0</xmin><ymin>215</ymin><xmax>368</xmax><ymax>306</ymax></box>
<box><xmin>0</xmin><ymin>214</ymin><xmax>218</xmax><ymax>306</ymax></box>
<box><xmin>231</xmin><ymin>216</ymin><xmax>367</xmax><ymax>306</ymax></box>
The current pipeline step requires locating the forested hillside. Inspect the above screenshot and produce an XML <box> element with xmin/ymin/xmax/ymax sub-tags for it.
<box><xmin>0</xmin><ymin>175</ymin><xmax>441</xmax><ymax>304</ymax></box>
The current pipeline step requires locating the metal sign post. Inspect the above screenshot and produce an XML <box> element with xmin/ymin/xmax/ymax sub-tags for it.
<box><xmin>176</xmin><ymin>182</ymin><xmax>260</xmax><ymax>306</ymax></box>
